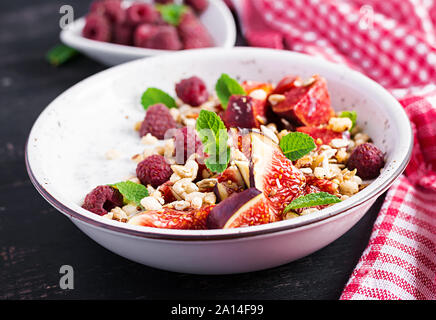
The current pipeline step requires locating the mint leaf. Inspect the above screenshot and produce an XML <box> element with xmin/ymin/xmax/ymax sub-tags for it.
<box><xmin>46</xmin><ymin>44</ymin><xmax>78</xmax><ymax>66</ymax></box>
<box><xmin>196</xmin><ymin>110</ymin><xmax>230</xmax><ymax>173</ymax></box>
<box><xmin>279</xmin><ymin>132</ymin><xmax>316</xmax><ymax>161</ymax></box>
<box><xmin>156</xmin><ymin>4</ymin><xmax>187</xmax><ymax>26</ymax></box>
<box><xmin>141</xmin><ymin>88</ymin><xmax>177</xmax><ymax>110</ymax></box>
<box><xmin>215</xmin><ymin>74</ymin><xmax>246</xmax><ymax>109</ymax></box>
<box><xmin>113</xmin><ymin>181</ymin><xmax>149</xmax><ymax>206</ymax></box>
<box><xmin>339</xmin><ymin>110</ymin><xmax>357</xmax><ymax>130</ymax></box>
<box><xmin>283</xmin><ymin>192</ymin><xmax>341</xmax><ymax>213</ymax></box>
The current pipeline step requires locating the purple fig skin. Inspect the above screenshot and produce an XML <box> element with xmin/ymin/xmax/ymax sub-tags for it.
<box><xmin>207</xmin><ymin>188</ymin><xmax>261</xmax><ymax>229</ymax></box>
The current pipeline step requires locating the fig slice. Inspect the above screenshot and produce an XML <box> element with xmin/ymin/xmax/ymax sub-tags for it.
<box><xmin>272</xmin><ymin>75</ymin><xmax>335</xmax><ymax>126</ymax></box>
<box><xmin>128</xmin><ymin>206</ymin><xmax>215</xmax><ymax>230</ymax></box>
<box><xmin>235</xmin><ymin>160</ymin><xmax>250</xmax><ymax>187</ymax></box>
<box><xmin>213</xmin><ymin>165</ymin><xmax>246</xmax><ymax>202</ymax></box>
<box><xmin>207</xmin><ymin>188</ymin><xmax>274</xmax><ymax>229</ymax></box>
<box><xmin>249</xmin><ymin>132</ymin><xmax>306</xmax><ymax>214</ymax></box>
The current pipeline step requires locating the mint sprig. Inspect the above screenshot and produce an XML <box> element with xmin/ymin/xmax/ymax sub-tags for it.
<box><xmin>339</xmin><ymin>110</ymin><xmax>357</xmax><ymax>130</ymax></box>
<box><xmin>141</xmin><ymin>88</ymin><xmax>177</xmax><ymax>110</ymax></box>
<box><xmin>113</xmin><ymin>181</ymin><xmax>149</xmax><ymax>206</ymax></box>
<box><xmin>215</xmin><ymin>74</ymin><xmax>246</xmax><ymax>109</ymax></box>
<box><xmin>279</xmin><ymin>132</ymin><xmax>316</xmax><ymax>161</ymax></box>
<box><xmin>283</xmin><ymin>192</ymin><xmax>341</xmax><ymax>213</ymax></box>
<box><xmin>195</xmin><ymin>110</ymin><xmax>230</xmax><ymax>173</ymax></box>
<box><xmin>156</xmin><ymin>4</ymin><xmax>187</xmax><ymax>26</ymax></box>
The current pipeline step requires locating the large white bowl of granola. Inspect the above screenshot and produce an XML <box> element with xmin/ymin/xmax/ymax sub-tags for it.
<box><xmin>26</xmin><ymin>48</ymin><xmax>412</xmax><ymax>274</ymax></box>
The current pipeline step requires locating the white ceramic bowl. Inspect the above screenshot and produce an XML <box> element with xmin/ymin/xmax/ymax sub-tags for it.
<box><xmin>60</xmin><ymin>0</ymin><xmax>236</xmax><ymax>65</ymax></box>
<box><xmin>26</xmin><ymin>48</ymin><xmax>412</xmax><ymax>274</ymax></box>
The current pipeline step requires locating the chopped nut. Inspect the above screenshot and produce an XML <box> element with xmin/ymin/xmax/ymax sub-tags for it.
<box><xmin>261</xmin><ymin>125</ymin><xmax>279</xmax><ymax>144</ymax></box>
<box><xmin>170</xmin><ymin>173</ymin><xmax>182</xmax><ymax>183</ymax></box>
<box><xmin>278</xmin><ymin>129</ymin><xmax>290</xmax><ymax>140</ymax></box>
<box><xmin>249</xmin><ymin>89</ymin><xmax>267</xmax><ymax>101</ymax></box>
<box><xmin>172</xmin><ymin>178</ymin><xmax>199</xmax><ymax>199</ymax></box>
<box><xmin>141</xmin><ymin>133</ymin><xmax>158</xmax><ymax>145</ymax></box>
<box><xmin>134</xmin><ymin>121</ymin><xmax>142</xmax><ymax>131</ymax></box>
<box><xmin>354</xmin><ymin>133</ymin><xmax>370</xmax><ymax>146</ymax></box>
<box><xmin>140</xmin><ymin>196</ymin><xmax>163</xmax><ymax>211</ymax></box>
<box><xmin>314</xmin><ymin>167</ymin><xmax>328</xmax><ymax>179</ymax></box>
<box><xmin>335</xmin><ymin>148</ymin><xmax>349</xmax><ymax>163</ymax></box>
<box><xmin>300</xmin><ymin>167</ymin><xmax>313</xmax><ymax>174</ymax></box>
<box><xmin>203</xmin><ymin>192</ymin><xmax>217</xmax><ymax>205</ymax></box>
<box><xmin>171</xmin><ymin>159</ymin><xmax>198</xmax><ymax>181</ymax></box>
<box><xmin>268</xmin><ymin>94</ymin><xmax>286</xmax><ymax>106</ymax></box>
<box><xmin>330</xmin><ymin>138</ymin><xmax>350</xmax><ymax>149</ymax></box>
<box><xmin>339</xmin><ymin>180</ymin><xmax>359</xmax><ymax>195</ymax></box>
<box><xmin>328</xmin><ymin>117</ymin><xmax>353</xmax><ymax>132</ymax></box>
<box><xmin>300</xmin><ymin>207</ymin><xmax>319</xmax><ymax>215</ymax></box>
<box><xmin>170</xmin><ymin>200</ymin><xmax>190</xmax><ymax>211</ymax></box>
<box><xmin>122</xmin><ymin>204</ymin><xmax>140</xmax><ymax>217</ymax></box>
<box><xmin>111</xmin><ymin>207</ymin><xmax>128</xmax><ymax>222</ymax></box>
<box><xmin>284</xmin><ymin>211</ymin><xmax>299</xmax><ymax>220</ymax></box>
<box><xmin>295</xmin><ymin>154</ymin><xmax>313</xmax><ymax>168</ymax></box>
<box><xmin>196</xmin><ymin>178</ymin><xmax>218</xmax><ymax>191</ymax></box>
<box><xmin>169</xmin><ymin>108</ymin><xmax>181</xmax><ymax>122</ymax></box>
<box><xmin>185</xmin><ymin>192</ymin><xmax>204</xmax><ymax>209</ymax></box>
<box><xmin>105</xmin><ymin>149</ymin><xmax>120</xmax><ymax>160</ymax></box>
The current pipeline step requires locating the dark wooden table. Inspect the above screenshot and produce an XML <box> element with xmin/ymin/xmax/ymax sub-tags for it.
<box><xmin>0</xmin><ymin>0</ymin><xmax>384</xmax><ymax>300</ymax></box>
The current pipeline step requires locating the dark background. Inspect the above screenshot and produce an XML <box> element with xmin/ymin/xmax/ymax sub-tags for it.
<box><xmin>0</xmin><ymin>0</ymin><xmax>384</xmax><ymax>299</ymax></box>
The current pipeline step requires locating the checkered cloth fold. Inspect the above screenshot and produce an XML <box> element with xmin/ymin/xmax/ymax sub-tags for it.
<box><xmin>231</xmin><ymin>0</ymin><xmax>436</xmax><ymax>300</ymax></box>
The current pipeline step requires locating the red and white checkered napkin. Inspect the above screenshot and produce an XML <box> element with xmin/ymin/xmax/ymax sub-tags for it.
<box><xmin>231</xmin><ymin>0</ymin><xmax>436</xmax><ymax>299</ymax></box>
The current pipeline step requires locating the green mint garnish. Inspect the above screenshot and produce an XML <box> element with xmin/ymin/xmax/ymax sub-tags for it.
<box><xmin>215</xmin><ymin>73</ymin><xmax>246</xmax><ymax>109</ymax></box>
<box><xmin>279</xmin><ymin>132</ymin><xmax>316</xmax><ymax>161</ymax></box>
<box><xmin>141</xmin><ymin>87</ymin><xmax>177</xmax><ymax>110</ymax></box>
<box><xmin>195</xmin><ymin>109</ymin><xmax>230</xmax><ymax>173</ymax></box>
<box><xmin>156</xmin><ymin>4</ymin><xmax>187</xmax><ymax>26</ymax></box>
<box><xmin>113</xmin><ymin>181</ymin><xmax>149</xmax><ymax>206</ymax></box>
<box><xmin>46</xmin><ymin>44</ymin><xmax>78</xmax><ymax>66</ymax></box>
<box><xmin>283</xmin><ymin>192</ymin><xmax>341</xmax><ymax>213</ymax></box>
<box><xmin>339</xmin><ymin>110</ymin><xmax>357</xmax><ymax>130</ymax></box>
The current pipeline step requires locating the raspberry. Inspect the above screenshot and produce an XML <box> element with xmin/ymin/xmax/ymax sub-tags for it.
<box><xmin>347</xmin><ymin>143</ymin><xmax>385</xmax><ymax>180</ymax></box>
<box><xmin>126</xmin><ymin>3</ymin><xmax>159</xmax><ymax>26</ymax></box>
<box><xmin>175</xmin><ymin>76</ymin><xmax>209</xmax><ymax>106</ymax></box>
<box><xmin>177</xmin><ymin>10</ymin><xmax>213</xmax><ymax>49</ymax></box>
<box><xmin>136</xmin><ymin>155</ymin><xmax>173</xmax><ymax>187</ymax></box>
<box><xmin>90</xmin><ymin>0</ymin><xmax>125</xmax><ymax>25</ymax></box>
<box><xmin>133</xmin><ymin>24</ymin><xmax>158</xmax><ymax>47</ymax></box>
<box><xmin>82</xmin><ymin>185</ymin><xmax>124</xmax><ymax>216</ymax></box>
<box><xmin>184</xmin><ymin>0</ymin><xmax>209</xmax><ymax>13</ymax></box>
<box><xmin>113</xmin><ymin>23</ymin><xmax>133</xmax><ymax>45</ymax></box>
<box><xmin>82</xmin><ymin>13</ymin><xmax>112</xmax><ymax>42</ymax></box>
<box><xmin>139</xmin><ymin>103</ymin><xmax>177</xmax><ymax>139</ymax></box>
<box><xmin>148</xmin><ymin>25</ymin><xmax>182</xmax><ymax>50</ymax></box>
<box><xmin>172</xmin><ymin>126</ymin><xmax>203</xmax><ymax>164</ymax></box>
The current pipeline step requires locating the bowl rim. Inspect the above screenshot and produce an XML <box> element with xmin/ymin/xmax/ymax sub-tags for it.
<box><xmin>26</xmin><ymin>47</ymin><xmax>413</xmax><ymax>241</ymax></box>
<box><xmin>60</xmin><ymin>0</ymin><xmax>236</xmax><ymax>57</ymax></box>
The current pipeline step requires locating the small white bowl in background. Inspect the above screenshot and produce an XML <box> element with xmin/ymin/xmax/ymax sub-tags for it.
<box><xmin>60</xmin><ymin>0</ymin><xmax>236</xmax><ymax>65</ymax></box>
<box><xmin>26</xmin><ymin>48</ymin><xmax>412</xmax><ymax>274</ymax></box>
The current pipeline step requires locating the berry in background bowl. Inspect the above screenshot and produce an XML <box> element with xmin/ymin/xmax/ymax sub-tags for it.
<box><xmin>60</xmin><ymin>0</ymin><xmax>236</xmax><ymax>65</ymax></box>
<box><xmin>26</xmin><ymin>48</ymin><xmax>412</xmax><ymax>274</ymax></box>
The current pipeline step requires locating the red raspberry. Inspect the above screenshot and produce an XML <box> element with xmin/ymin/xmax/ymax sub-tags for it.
<box><xmin>184</xmin><ymin>0</ymin><xmax>209</xmax><ymax>13</ymax></box>
<box><xmin>172</xmin><ymin>126</ymin><xmax>203</xmax><ymax>164</ymax></box>
<box><xmin>347</xmin><ymin>143</ymin><xmax>385</xmax><ymax>180</ymax></box>
<box><xmin>175</xmin><ymin>76</ymin><xmax>209</xmax><ymax>106</ymax></box>
<box><xmin>136</xmin><ymin>155</ymin><xmax>173</xmax><ymax>187</ymax></box>
<box><xmin>133</xmin><ymin>24</ymin><xmax>158</xmax><ymax>47</ymax></box>
<box><xmin>82</xmin><ymin>13</ymin><xmax>112</xmax><ymax>42</ymax></box>
<box><xmin>90</xmin><ymin>0</ymin><xmax>125</xmax><ymax>25</ymax></box>
<box><xmin>177</xmin><ymin>10</ymin><xmax>213</xmax><ymax>49</ymax></box>
<box><xmin>113</xmin><ymin>23</ymin><xmax>133</xmax><ymax>45</ymax></box>
<box><xmin>82</xmin><ymin>185</ymin><xmax>124</xmax><ymax>216</ymax></box>
<box><xmin>126</xmin><ymin>3</ymin><xmax>159</xmax><ymax>26</ymax></box>
<box><xmin>139</xmin><ymin>103</ymin><xmax>177</xmax><ymax>139</ymax></box>
<box><xmin>148</xmin><ymin>25</ymin><xmax>183</xmax><ymax>50</ymax></box>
